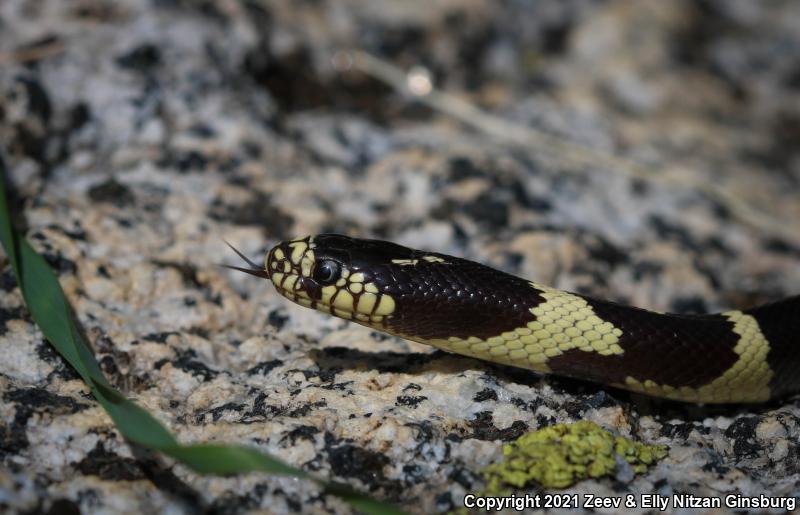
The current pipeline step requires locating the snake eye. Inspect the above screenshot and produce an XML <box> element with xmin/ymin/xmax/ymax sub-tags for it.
<box><xmin>313</xmin><ymin>259</ymin><xmax>341</xmax><ymax>285</ymax></box>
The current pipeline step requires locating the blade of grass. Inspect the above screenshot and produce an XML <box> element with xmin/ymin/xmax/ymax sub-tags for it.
<box><xmin>0</xmin><ymin>169</ymin><xmax>406</xmax><ymax>515</ymax></box>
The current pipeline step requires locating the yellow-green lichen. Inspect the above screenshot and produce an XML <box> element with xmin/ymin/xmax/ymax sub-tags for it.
<box><xmin>482</xmin><ymin>421</ymin><xmax>667</xmax><ymax>491</ymax></box>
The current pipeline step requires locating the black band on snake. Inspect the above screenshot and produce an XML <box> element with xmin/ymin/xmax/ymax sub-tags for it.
<box><xmin>227</xmin><ymin>234</ymin><xmax>799</xmax><ymax>404</ymax></box>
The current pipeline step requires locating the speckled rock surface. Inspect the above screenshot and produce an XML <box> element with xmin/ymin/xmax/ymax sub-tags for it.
<box><xmin>2</xmin><ymin>0</ymin><xmax>800</xmax><ymax>513</ymax></box>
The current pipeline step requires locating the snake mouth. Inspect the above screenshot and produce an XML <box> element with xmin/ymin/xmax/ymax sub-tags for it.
<box><xmin>271</xmin><ymin>272</ymin><xmax>319</xmax><ymax>310</ymax></box>
<box><xmin>271</xmin><ymin>274</ymin><xmax>383</xmax><ymax>325</ymax></box>
<box><xmin>266</xmin><ymin>237</ymin><xmax>331</xmax><ymax>312</ymax></box>
<box><xmin>266</xmin><ymin>241</ymin><xmax>310</xmax><ymax>299</ymax></box>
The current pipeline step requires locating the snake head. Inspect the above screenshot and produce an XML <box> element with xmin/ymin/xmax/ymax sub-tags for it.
<box><xmin>264</xmin><ymin>234</ymin><xmax>402</xmax><ymax>327</ymax></box>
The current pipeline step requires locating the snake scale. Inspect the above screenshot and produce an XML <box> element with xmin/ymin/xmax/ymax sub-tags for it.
<box><xmin>227</xmin><ymin>234</ymin><xmax>799</xmax><ymax>404</ymax></box>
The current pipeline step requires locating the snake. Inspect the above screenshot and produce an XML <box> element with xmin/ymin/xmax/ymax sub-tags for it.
<box><xmin>226</xmin><ymin>234</ymin><xmax>799</xmax><ymax>404</ymax></box>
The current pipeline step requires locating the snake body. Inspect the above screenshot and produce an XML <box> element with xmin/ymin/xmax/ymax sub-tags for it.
<box><xmin>233</xmin><ymin>234</ymin><xmax>799</xmax><ymax>404</ymax></box>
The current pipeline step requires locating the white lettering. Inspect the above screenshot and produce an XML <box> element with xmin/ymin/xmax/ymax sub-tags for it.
<box><xmin>641</xmin><ymin>494</ymin><xmax>668</xmax><ymax>511</ymax></box>
<box><xmin>461</xmin><ymin>494</ymin><xmax>542</xmax><ymax>511</ymax></box>
<box><xmin>725</xmin><ymin>494</ymin><xmax>797</xmax><ymax>511</ymax></box>
<box><xmin>584</xmin><ymin>494</ymin><xmax>621</xmax><ymax>509</ymax></box>
<box><xmin>464</xmin><ymin>494</ymin><xmax>476</xmax><ymax>508</ymax></box>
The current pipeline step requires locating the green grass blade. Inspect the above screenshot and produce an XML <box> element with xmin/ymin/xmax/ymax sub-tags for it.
<box><xmin>0</xmin><ymin>171</ymin><xmax>406</xmax><ymax>515</ymax></box>
<box><xmin>163</xmin><ymin>444</ymin><xmax>311</xmax><ymax>476</ymax></box>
